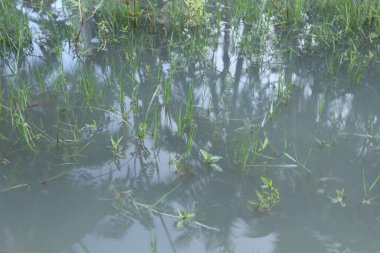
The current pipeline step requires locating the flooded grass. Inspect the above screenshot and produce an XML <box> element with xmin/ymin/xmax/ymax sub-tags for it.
<box><xmin>1</xmin><ymin>0</ymin><xmax>380</xmax><ymax>252</ymax></box>
<box><xmin>0</xmin><ymin>0</ymin><xmax>32</xmax><ymax>52</ymax></box>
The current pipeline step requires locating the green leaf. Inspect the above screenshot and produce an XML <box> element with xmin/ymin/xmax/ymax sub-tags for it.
<box><xmin>209</xmin><ymin>155</ymin><xmax>223</xmax><ymax>163</ymax></box>
<box><xmin>176</xmin><ymin>220</ymin><xmax>184</xmax><ymax>229</ymax></box>
<box><xmin>369</xmin><ymin>174</ymin><xmax>380</xmax><ymax>192</ymax></box>
<box><xmin>210</xmin><ymin>163</ymin><xmax>223</xmax><ymax>172</ymax></box>
<box><xmin>200</xmin><ymin>149</ymin><xmax>209</xmax><ymax>160</ymax></box>
<box><xmin>255</xmin><ymin>189</ymin><xmax>262</xmax><ymax>199</ymax></box>
<box><xmin>260</xmin><ymin>137</ymin><xmax>269</xmax><ymax>151</ymax></box>
<box><xmin>187</xmin><ymin>212</ymin><xmax>196</xmax><ymax>219</ymax></box>
<box><xmin>139</xmin><ymin>122</ymin><xmax>147</xmax><ymax>131</ymax></box>
<box><xmin>260</xmin><ymin>176</ymin><xmax>272</xmax><ymax>188</ymax></box>
<box><xmin>200</xmin><ymin>149</ymin><xmax>222</xmax><ymax>163</ymax></box>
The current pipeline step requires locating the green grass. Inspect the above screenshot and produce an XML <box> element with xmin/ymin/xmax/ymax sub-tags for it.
<box><xmin>0</xmin><ymin>0</ymin><xmax>380</xmax><ymax>161</ymax></box>
<box><xmin>2</xmin><ymin>2</ymin><xmax>380</xmax><ymax>250</ymax></box>
<box><xmin>361</xmin><ymin>169</ymin><xmax>380</xmax><ymax>205</ymax></box>
<box><xmin>0</xmin><ymin>0</ymin><xmax>32</xmax><ymax>52</ymax></box>
<box><xmin>186</xmin><ymin>122</ymin><xmax>197</xmax><ymax>156</ymax></box>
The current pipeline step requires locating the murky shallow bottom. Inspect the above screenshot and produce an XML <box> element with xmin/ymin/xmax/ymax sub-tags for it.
<box><xmin>1</xmin><ymin>1</ymin><xmax>380</xmax><ymax>252</ymax></box>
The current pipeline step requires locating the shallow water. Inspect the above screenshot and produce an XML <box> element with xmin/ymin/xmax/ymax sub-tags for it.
<box><xmin>1</xmin><ymin>1</ymin><xmax>380</xmax><ymax>252</ymax></box>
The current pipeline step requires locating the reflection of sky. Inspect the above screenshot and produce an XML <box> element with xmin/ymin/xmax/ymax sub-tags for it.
<box><xmin>74</xmin><ymin>217</ymin><xmax>279</xmax><ymax>253</ymax></box>
<box><xmin>313</xmin><ymin>231</ymin><xmax>354</xmax><ymax>253</ymax></box>
<box><xmin>232</xmin><ymin>219</ymin><xmax>278</xmax><ymax>253</ymax></box>
<box><xmin>76</xmin><ymin>224</ymin><xmax>157</xmax><ymax>253</ymax></box>
<box><xmin>3</xmin><ymin>1</ymin><xmax>380</xmax><ymax>253</ymax></box>
<box><xmin>327</xmin><ymin>93</ymin><xmax>353</xmax><ymax>130</ymax></box>
<box><xmin>75</xmin><ymin>216</ymin><xmax>206</xmax><ymax>253</ymax></box>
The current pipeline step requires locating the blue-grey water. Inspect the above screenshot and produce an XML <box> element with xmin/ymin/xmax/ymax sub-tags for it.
<box><xmin>1</xmin><ymin>1</ymin><xmax>380</xmax><ymax>252</ymax></box>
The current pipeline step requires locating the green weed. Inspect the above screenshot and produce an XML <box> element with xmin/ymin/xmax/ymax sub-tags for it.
<box><xmin>234</xmin><ymin>133</ymin><xmax>251</xmax><ymax>169</ymax></box>
<box><xmin>176</xmin><ymin>209</ymin><xmax>196</xmax><ymax>229</ymax></box>
<box><xmin>248</xmin><ymin>176</ymin><xmax>280</xmax><ymax>212</ymax></box>
<box><xmin>186</xmin><ymin>123</ymin><xmax>197</xmax><ymax>156</ymax></box>
<box><xmin>0</xmin><ymin>0</ymin><xmax>32</xmax><ymax>51</ymax></box>
<box><xmin>137</xmin><ymin>122</ymin><xmax>147</xmax><ymax>141</ymax></box>
<box><xmin>200</xmin><ymin>149</ymin><xmax>223</xmax><ymax>172</ymax></box>
<box><xmin>110</xmin><ymin>136</ymin><xmax>123</xmax><ymax>158</ymax></box>
<box><xmin>361</xmin><ymin>169</ymin><xmax>380</xmax><ymax>205</ymax></box>
<box><xmin>316</xmin><ymin>93</ymin><xmax>325</xmax><ymax>123</ymax></box>
<box><xmin>329</xmin><ymin>188</ymin><xmax>346</xmax><ymax>207</ymax></box>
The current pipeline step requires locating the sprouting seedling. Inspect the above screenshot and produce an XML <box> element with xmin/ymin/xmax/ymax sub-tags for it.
<box><xmin>200</xmin><ymin>149</ymin><xmax>223</xmax><ymax>172</ymax></box>
<box><xmin>137</xmin><ymin>122</ymin><xmax>147</xmax><ymax>140</ymax></box>
<box><xmin>176</xmin><ymin>210</ymin><xmax>196</xmax><ymax>229</ymax></box>
<box><xmin>329</xmin><ymin>188</ymin><xmax>345</xmax><ymax>207</ymax></box>
<box><xmin>83</xmin><ymin>120</ymin><xmax>97</xmax><ymax>136</ymax></box>
<box><xmin>258</xmin><ymin>136</ymin><xmax>269</xmax><ymax>152</ymax></box>
<box><xmin>110</xmin><ymin>136</ymin><xmax>123</xmax><ymax>157</ymax></box>
<box><xmin>361</xmin><ymin>169</ymin><xmax>380</xmax><ymax>205</ymax></box>
<box><xmin>135</xmin><ymin>84</ymin><xmax>160</xmax><ymax>141</ymax></box>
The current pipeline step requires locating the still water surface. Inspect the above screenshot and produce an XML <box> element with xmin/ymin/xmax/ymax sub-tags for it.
<box><xmin>1</xmin><ymin>1</ymin><xmax>380</xmax><ymax>252</ymax></box>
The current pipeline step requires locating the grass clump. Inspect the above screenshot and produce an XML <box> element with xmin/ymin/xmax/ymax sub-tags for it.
<box><xmin>0</xmin><ymin>0</ymin><xmax>32</xmax><ymax>51</ymax></box>
<box><xmin>268</xmin><ymin>0</ymin><xmax>380</xmax><ymax>31</ymax></box>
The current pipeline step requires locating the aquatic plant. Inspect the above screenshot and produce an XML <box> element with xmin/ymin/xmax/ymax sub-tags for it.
<box><xmin>110</xmin><ymin>136</ymin><xmax>123</xmax><ymax>157</ymax></box>
<box><xmin>186</xmin><ymin>122</ymin><xmax>197</xmax><ymax>156</ymax></box>
<box><xmin>137</xmin><ymin>122</ymin><xmax>147</xmax><ymax>141</ymax></box>
<box><xmin>200</xmin><ymin>149</ymin><xmax>222</xmax><ymax>163</ymax></box>
<box><xmin>248</xmin><ymin>176</ymin><xmax>280</xmax><ymax>212</ymax></box>
<box><xmin>184</xmin><ymin>0</ymin><xmax>208</xmax><ymax>26</ymax></box>
<box><xmin>233</xmin><ymin>134</ymin><xmax>251</xmax><ymax>170</ymax></box>
<box><xmin>329</xmin><ymin>188</ymin><xmax>346</xmax><ymax>207</ymax></box>
<box><xmin>200</xmin><ymin>149</ymin><xmax>223</xmax><ymax>172</ymax></box>
<box><xmin>176</xmin><ymin>209</ymin><xmax>196</xmax><ymax>229</ymax></box>
<box><xmin>0</xmin><ymin>0</ymin><xmax>32</xmax><ymax>52</ymax></box>
<box><xmin>361</xmin><ymin>169</ymin><xmax>380</xmax><ymax>206</ymax></box>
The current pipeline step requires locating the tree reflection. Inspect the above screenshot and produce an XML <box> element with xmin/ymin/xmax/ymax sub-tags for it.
<box><xmin>1</xmin><ymin>0</ymin><xmax>380</xmax><ymax>252</ymax></box>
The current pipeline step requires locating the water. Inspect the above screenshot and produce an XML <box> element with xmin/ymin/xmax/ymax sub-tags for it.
<box><xmin>1</xmin><ymin>1</ymin><xmax>380</xmax><ymax>252</ymax></box>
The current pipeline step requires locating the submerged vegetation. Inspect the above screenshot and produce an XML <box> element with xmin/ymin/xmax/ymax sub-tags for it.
<box><xmin>1</xmin><ymin>0</ymin><xmax>380</xmax><ymax>252</ymax></box>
